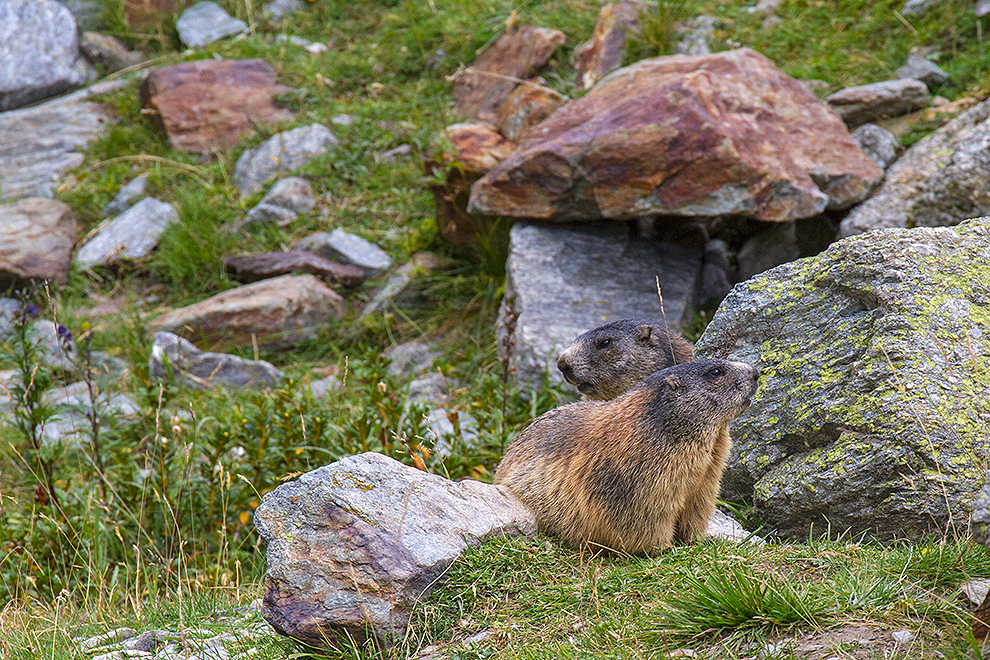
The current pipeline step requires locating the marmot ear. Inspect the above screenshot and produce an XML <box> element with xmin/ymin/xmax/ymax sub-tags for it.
<box><xmin>637</xmin><ymin>324</ymin><xmax>653</xmax><ymax>344</ymax></box>
<box><xmin>664</xmin><ymin>375</ymin><xmax>682</xmax><ymax>390</ymax></box>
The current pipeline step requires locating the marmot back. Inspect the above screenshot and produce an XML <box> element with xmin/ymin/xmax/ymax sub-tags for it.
<box><xmin>557</xmin><ymin>319</ymin><xmax>694</xmax><ymax>400</ymax></box>
<box><xmin>495</xmin><ymin>359</ymin><xmax>759</xmax><ymax>555</ymax></box>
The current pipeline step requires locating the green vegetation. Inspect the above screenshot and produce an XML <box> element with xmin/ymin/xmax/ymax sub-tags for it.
<box><xmin>2</xmin><ymin>0</ymin><xmax>989</xmax><ymax>657</ymax></box>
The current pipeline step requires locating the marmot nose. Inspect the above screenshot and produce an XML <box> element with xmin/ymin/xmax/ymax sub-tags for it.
<box><xmin>557</xmin><ymin>357</ymin><xmax>571</xmax><ymax>375</ymax></box>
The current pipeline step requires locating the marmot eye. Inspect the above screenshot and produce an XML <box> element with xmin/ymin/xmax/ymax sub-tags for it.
<box><xmin>596</xmin><ymin>338</ymin><xmax>612</xmax><ymax>349</ymax></box>
<box><xmin>707</xmin><ymin>367</ymin><xmax>723</xmax><ymax>377</ymax></box>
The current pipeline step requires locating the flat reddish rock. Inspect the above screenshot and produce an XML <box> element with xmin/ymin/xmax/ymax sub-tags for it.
<box><xmin>452</xmin><ymin>25</ymin><xmax>566</xmax><ymax>123</ymax></box>
<box><xmin>469</xmin><ymin>48</ymin><xmax>883</xmax><ymax>223</ymax></box>
<box><xmin>141</xmin><ymin>59</ymin><xmax>294</xmax><ymax>155</ymax></box>
<box><xmin>147</xmin><ymin>274</ymin><xmax>345</xmax><ymax>349</ymax></box>
<box><xmin>223</xmin><ymin>250</ymin><xmax>365</xmax><ymax>289</ymax></box>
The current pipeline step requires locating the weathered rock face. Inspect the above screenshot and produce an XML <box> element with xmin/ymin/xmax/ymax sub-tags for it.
<box><xmin>499</xmin><ymin>221</ymin><xmax>701</xmax><ymax>391</ymax></box>
<box><xmin>840</xmin><ymin>98</ymin><xmax>990</xmax><ymax>238</ymax></box>
<box><xmin>0</xmin><ymin>0</ymin><xmax>94</xmax><ymax>111</ymax></box>
<box><xmin>572</xmin><ymin>1</ymin><xmax>644</xmax><ymax>92</ymax></box>
<box><xmin>147</xmin><ymin>274</ymin><xmax>346</xmax><ymax>349</ymax></box>
<box><xmin>0</xmin><ymin>198</ymin><xmax>77</xmax><ymax>289</ymax></box>
<box><xmin>150</xmin><ymin>332</ymin><xmax>283</xmax><ymax>390</ymax></box>
<box><xmin>469</xmin><ymin>49</ymin><xmax>882</xmax><ymax>223</ymax></box>
<box><xmin>695</xmin><ymin>218</ymin><xmax>990</xmax><ymax>541</ymax></box>
<box><xmin>141</xmin><ymin>59</ymin><xmax>294</xmax><ymax>155</ymax></box>
<box><xmin>496</xmin><ymin>81</ymin><xmax>566</xmax><ymax>143</ymax></box>
<box><xmin>0</xmin><ymin>81</ymin><xmax>118</xmax><ymax>202</ymax></box>
<box><xmin>452</xmin><ymin>25</ymin><xmax>567</xmax><ymax>123</ymax></box>
<box><xmin>75</xmin><ymin>198</ymin><xmax>179</xmax><ymax>269</ymax></box>
<box><xmin>255</xmin><ymin>452</ymin><xmax>536</xmax><ymax>647</ymax></box>
<box><xmin>826</xmin><ymin>79</ymin><xmax>930</xmax><ymax>129</ymax></box>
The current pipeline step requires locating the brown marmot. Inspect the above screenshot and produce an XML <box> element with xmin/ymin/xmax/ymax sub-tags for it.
<box><xmin>494</xmin><ymin>359</ymin><xmax>759</xmax><ymax>555</ymax></box>
<box><xmin>556</xmin><ymin>319</ymin><xmax>694</xmax><ymax>400</ymax></box>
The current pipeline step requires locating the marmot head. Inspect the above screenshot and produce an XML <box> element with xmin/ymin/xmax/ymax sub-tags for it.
<box><xmin>637</xmin><ymin>359</ymin><xmax>761</xmax><ymax>438</ymax></box>
<box><xmin>557</xmin><ymin>319</ymin><xmax>692</xmax><ymax>400</ymax></box>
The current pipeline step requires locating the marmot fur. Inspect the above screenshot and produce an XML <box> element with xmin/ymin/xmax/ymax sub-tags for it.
<box><xmin>556</xmin><ymin>319</ymin><xmax>694</xmax><ymax>400</ymax></box>
<box><xmin>494</xmin><ymin>359</ymin><xmax>759</xmax><ymax>555</ymax></box>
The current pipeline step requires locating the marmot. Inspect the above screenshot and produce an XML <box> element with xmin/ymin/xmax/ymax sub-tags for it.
<box><xmin>556</xmin><ymin>319</ymin><xmax>694</xmax><ymax>400</ymax></box>
<box><xmin>494</xmin><ymin>359</ymin><xmax>759</xmax><ymax>555</ymax></box>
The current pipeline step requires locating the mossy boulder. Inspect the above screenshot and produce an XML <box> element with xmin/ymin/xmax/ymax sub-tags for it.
<box><xmin>695</xmin><ymin>218</ymin><xmax>990</xmax><ymax>541</ymax></box>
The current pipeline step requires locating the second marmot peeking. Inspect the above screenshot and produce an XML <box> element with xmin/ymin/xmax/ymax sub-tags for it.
<box><xmin>556</xmin><ymin>319</ymin><xmax>694</xmax><ymax>400</ymax></box>
<box><xmin>494</xmin><ymin>359</ymin><xmax>760</xmax><ymax>555</ymax></box>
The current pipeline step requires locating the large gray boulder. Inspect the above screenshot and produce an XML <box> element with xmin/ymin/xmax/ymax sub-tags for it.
<box><xmin>0</xmin><ymin>0</ymin><xmax>94</xmax><ymax>111</ymax></box>
<box><xmin>255</xmin><ymin>452</ymin><xmax>536</xmax><ymax>648</ymax></box>
<box><xmin>695</xmin><ymin>218</ymin><xmax>990</xmax><ymax>541</ymax></box>
<box><xmin>499</xmin><ymin>221</ymin><xmax>701</xmax><ymax>392</ymax></box>
<box><xmin>840</xmin><ymin>98</ymin><xmax>990</xmax><ymax>238</ymax></box>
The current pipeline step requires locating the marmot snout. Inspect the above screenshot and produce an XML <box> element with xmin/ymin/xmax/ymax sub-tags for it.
<box><xmin>495</xmin><ymin>359</ymin><xmax>760</xmax><ymax>555</ymax></box>
<box><xmin>557</xmin><ymin>319</ymin><xmax>694</xmax><ymax>400</ymax></box>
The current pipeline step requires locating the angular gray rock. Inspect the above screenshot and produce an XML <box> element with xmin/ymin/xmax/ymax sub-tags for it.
<box><xmin>175</xmin><ymin>1</ymin><xmax>247</xmax><ymax>48</ymax></box>
<box><xmin>736</xmin><ymin>221</ymin><xmax>800</xmax><ymax>281</ymax></box>
<box><xmin>384</xmin><ymin>341</ymin><xmax>439</xmax><ymax>377</ymax></box>
<box><xmin>75</xmin><ymin>198</ymin><xmax>179</xmax><ymax>269</ymax></box>
<box><xmin>895</xmin><ymin>53</ymin><xmax>951</xmax><ymax>91</ymax></box>
<box><xmin>0</xmin><ymin>0</ymin><xmax>95</xmax><ymax>111</ymax></box>
<box><xmin>233</xmin><ymin>124</ymin><xmax>338</xmax><ymax>194</ymax></box>
<box><xmin>840</xmin><ymin>98</ymin><xmax>990</xmax><ymax>237</ymax></box>
<box><xmin>102</xmin><ymin>174</ymin><xmax>149</xmax><ymax>217</ymax></box>
<box><xmin>499</xmin><ymin>221</ymin><xmax>702</xmax><ymax>391</ymax></box>
<box><xmin>263</xmin><ymin>0</ymin><xmax>306</xmax><ymax>19</ymax></box>
<box><xmin>826</xmin><ymin>79</ymin><xmax>930</xmax><ymax>129</ymax></box>
<box><xmin>0</xmin><ymin>80</ymin><xmax>120</xmax><ymax>202</ymax></box>
<box><xmin>900</xmin><ymin>0</ymin><xmax>941</xmax><ymax>14</ymax></box>
<box><xmin>297</xmin><ymin>228</ymin><xmax>392</xmax><ymax>275</ymax></box>
<box><xmin>695</xmin><ymin>218</ymin><xmax>990</xmax><ymax>541</ymax></box>
<box><xmin>237</xmin><ymin>177</ymin><xmax>315</xmax><ymax>229</ymax></box>
<box><xmin>255</xmin><ymin>452</ymin><xmax>536</xmax><ymax>647</ymax></box>
<box><xmin>40</xmin><ymin>382</ymin><xmax>140</xmax><ymax>447</ymax></box>
<box><xmin>360</xmin><ymin>252</ymin><xmax>445</xmax><ymax>318</ymax></box>
<box><xmin>79</xmin><ymin>32</ymin><xmax>144</xmax><ymax>72</ymax></box>
<box><xmin>150</xmin><ymin>332</ymin><xmax>283</xmax><ymax>390</ymax></box>
<box><xmin>0</xmin><ymin>198</ymin><xmax>77</xmax><ymax>288</ymax></box>
<box><xmin>851</xmin><ymin>123</ymin><xmax>900</xmax><ymax>170</ymax></box>
<box><xmin>0</xmin><ymin>299</ymin><xmax>21</xmax><ymax>340</ymax></box>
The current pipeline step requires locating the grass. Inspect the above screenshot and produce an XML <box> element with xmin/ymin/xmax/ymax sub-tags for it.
<box><xmin>2</xmin><ymin>0</ymin><xmax>990</xmax><ymax>657</ymax></box>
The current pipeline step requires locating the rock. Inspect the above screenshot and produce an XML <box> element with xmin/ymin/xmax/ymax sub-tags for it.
<box><xmin>384</xmin><ymin>342</ymin><xmax>439</xmax><ymax>377</ymax></box>
<box><xmin>123</xmin><ymin>0</ymin><xmax>175</xmax><ymax>30</ymax></box>
<box><xmin>102</xmin><ymin>174</ymin><xmax>149</xmax><ymax>217</ymax></box>
<box><xmin>840</xmin><ymin>98</ymin><xmax>990</xmax><ymax>237</ymax></box>
<box><xmin>147</xmin><ymin>274</ymin><xmax>346</xmax><ymax>349</ymax></box>
<box><xmin>979</xmin><ymin>0</ymin><xmax>990</xmax><ymax>17</ymax></box>
<box><xmin>423</xmin><ymin>407</ymin><xmax>479</xmax><ymax>454</ymax></box>
<box><xmin>75</xmin><ymin>198</ymin><xmax>179</xmax><ymax>269</ymax></box>
<box><xmin>425</xmin><ymin>121</ymin><xmax>516</xmax><ymax>250</ymax></box>
<box><xmin>0</xmin><ymin>198</ymin><xmax>77</xmax><ymax>289</ymax></box>
<box><xmin>150</xmin><ymin>332</ymin><xmax>283</xmax><ymax>390</ymax></box>
<box><xmin>736</xmin><ymin>221</ymin><xmax>799</xmax><ymax>280</ymax></box>
<box><xmin>39</xmin><ymin>382</ymin><xmax>141</xmax><ymax>447</ymax></box>
<box><xmin>0</xmin><ymin>0</ymin><xmax>95</xmax><ymax>111</ymax></box>
<box><xmin>961</xmin><ymin>580</ymin><xmax>990</xmax><ymax>605</ymax></box>
<box><xmin>973</xmin><ymin>477</ymin><xmax>990</xmax><ymax>547</ymax></box>
<box><xmin>295</xmin><ymin>229</ymin><xmax>392</xmax><ymax>276</ymax></box>
<box><xmin>900</xmin><ymin>0</ymin><xmax>940</xmax><ymax>14</ymax></box>
<box><xmin>705</xmin><ymin>508</ymin><xmax>760</xmax><ymax>543</ymax></box>
<box><xmin>498</xmin><ymin>221</ymin><xmax>701</xmax><ymax>391</ymax></box>
<box><xmin>59</xmin><ymin>0</ymin><xmax>105</xmax><ymax>32</ymax></box>
<box><xmin>0</xmin><ymin>80</ymin><xmax>119</xmax><ymax>202</ymax></box>
<box><xmin>81</xmin><ymin>628</ymin><xmax>137</xmax><ymax>651</ymax></box>
<box><xmin>891</xmin><ymin>630</ymin><xmax>914</xmax><ymax>645</ymax></box>
<box><xmin>141</xmin><ymin>59</ymin><xmax>294</xmax><ymax>156</ymax></box>
<box><xmin>895</xmin><ymin>53</ymin><xmax>951</xmax><ymax>91</ymax></box>
<box><xmin>263</xmin><ymin>0</ymin><xmax>306</xmax><ymax>19</ymax></box>
<box><xmin>674</xmin><ymin>15</ymin><xmax>716</xmax><ymax>56</ymax></box>
<box><xmin>826</xmin><ymin>79</ymin><xmax>930</xmax><ymax>129</ymax></box>
<box><xmin>223</xmin><ymin>251</ymin><xmax>365</xmax><ymax>288</ymax></box>
<box><xmin>79</xmin><ymin>32</ymin><xmax>144</xmax><ymax>71</ymax></box>
<box><xmin>694</xmin><ymin>218</ymin><xmax>990</xmax><ymax>541</ymax></box>
<box><xmin>255</xmin><ymin>452</ymin><xmax>536</xmax><ymax>647</ymax></box>
<box><xmin>469</xmin><ymin>49</ymin><xmax>882</xmax><ymax>223</ymax></box>
<box><xmin>699</xmin><ymin>239</ymin><xmax>734</xmax><ymax>305</ymax></box>
<box><xmin>378</xmin><ymin>145</ymin><xmax>412</xmax><ymax>163</ymax></box>
<box><xmin>26</xmin><ymin>320</ymin><xmax>78</xmax><ymax>372</ymax></box>
<box><xmin>233</xmin><ymin>124</ymin><xmax>338</xmax><ymax>194</ymax></box>
<box><xmin>496</xmin><ymin>80</ymin><xmax>566</xmax><ymax>143</ymax></box>
<box><xmin>307</xmin><ymin>375</ymin><xmax>342</xmax><ymax>400</ymax></box>
<box><xmin>175</xmin><ymin>1</ymin><xmax>247</xmax><ymax>48</ymax></box>
<box><xmin>237</xmin><ymin>177</ymin><xmax>315</xmax><ymax>228</ymax></box>
<box><xmin>452</xmin><ymin>25</ymin><xmax>566</xmax><ymax>123</ymax></box>
<box><xmin>0</xmin><ymin>299</ymin><xmax>21</xmax><ymax>340</ymax></box>
<box><xmin>572</xmin><ymin>1</ymin><xmax>645</xmax><ymax>92</ymax></box>
<box><xmin>361</xmin><ymin>252</ymin><xmax>446</xmax><ymax>318</ymax></box>
<box><xmin>851</xmin><ymin>123</ymin><xmax>900</xmax><ymax>170</ymax></box>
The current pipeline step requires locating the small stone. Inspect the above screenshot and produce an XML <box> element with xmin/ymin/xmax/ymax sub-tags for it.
<box><xmin>79</xmin><ymin>32</ymin><xmax>144</xmax><ymax>71</ymax></box>
<box><xmin>891</xmin><ymin>630</ymin><xmax>914</xmax><ymax>645</ymax></box>
<box><xmin>238</xmin><ymin>203</ymin><xmax>297</xmax><ymax>229</ymax></box>
<box><xmin>331</xmin><ymin>114</ymin><xmax>354</xmax><ymax>126</ymax></box>
<box><xmin>895</xmin><ymin>53</ymin><xmax>951</xmax><ymax>91</ymax></box>
<box><xmin>80</xmin><ymin>628</ymin><xmax>137</xmax><ymax>651</ymax></box>
<box><xmin>176</xmin><ymin>1</ymin><xmax>247</xmax><ymax>48</ymax></box>
<box><xmin>826</xmin><ymin>79</ymin><xmax>930</xmax><ymax>129</ymax></box>
<box><xmin>297</xmin><ymin>229</ymin><xmax>392</xmax><ymax>275</ymax></box>
<box><xmin>384</xmin><ymin>342</ymin><xmax>439</xmax><ymax>377</ymax></box>
<box><xmin>259</xmin><ymin>177</ymin><xmax>315</xmax><ymax>213</ymax></box>
<box><xmin>150</xmin><ymin>332</ymin><xmax>283</xmax><ymax>390</ymax></box>
<box><xmin>409</xmin><ymin>373</ymin><xmax>463</xmax><ymax>407</ymax></box>
<box><xmin>263</xmin><ymin>0</ymin><xmax>306</xmax><ymax>19</ymax></box>
<box><xmin>360</xmin><ymin>252</ymin><xmax>445</xmax><ymax>318</ymax></box>
<box><xmin>102</xmin><ymin>174</ymin><xmax>149</xmax><ymax>217</ymax></box>
<box><xmin>233</xmin><ymin>124</ymin><xmax>338</xmax><ymax>194</ymax></box>
<box><xmin>75</xmin><ymin>198</ymin><xmax>179</xmax><ymax>269</ymax></box>
<box><xmin>308</xmin><ymin>375</ymin><xmax>342</xmax><ymax>400</ymax></box>
<box><xmin>851</xmin><ymin>123</ymin><xmax>900</xmax><ymax>170</ymax></box>
<box><xmin>961</xmin><ymin>580</ymin><xmax>990</xmax><ymax>606</ymax></box>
